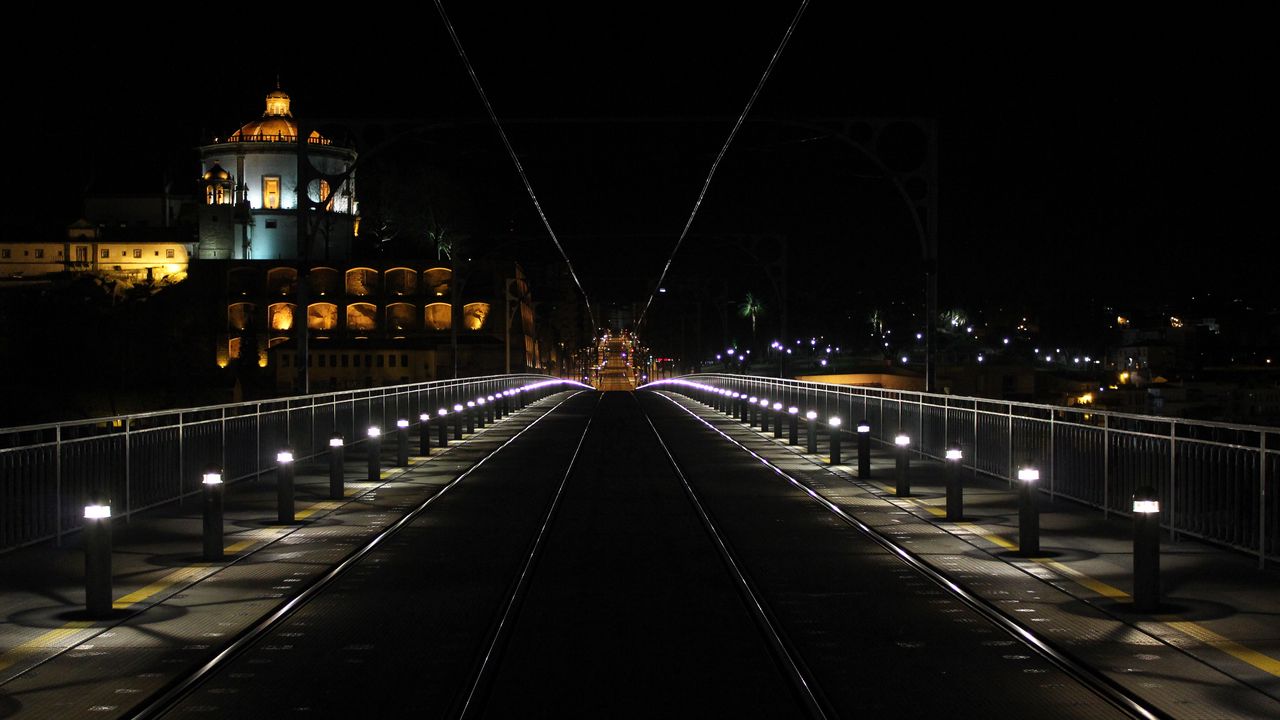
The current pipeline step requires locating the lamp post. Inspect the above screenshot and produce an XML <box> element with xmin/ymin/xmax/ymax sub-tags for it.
<box><xmin>396</xmin><ymin>419</ymin><xmax>410</xmax><ymax>466</ymax></box>
<box><xmin>1133</xmin><ymin>486</ymin><xmax>1161</xmax><ymax>612</ymax></box>
<box><xmin>772</xmin><ymin>402</ymin><xmax>784</xmax><ymax>439</ymax></box>
<box><xmin>1018</xmin><ymin>468</ymin><xmax>1040</xmax><ymax>556</ymax></box>
<box><xmin>276</xmin><ymin>450</ymin><xmax>295</xmax><ymax>524</ymax></box>
<box><xmin>453</xmin><ymin>404</ymin><xmax>464</xmax><ymax>440</ymax></box>
<box><xmin>760</xmin><ymin>399</ymin><xmax>771</xmax><ymax>432</ymax></box>
<box><xmin>894</xmin><ymin>434</ymin><xmax>911</xmax><ymax>496</ymax></box>
<box><xmin>747</xmin><ymin>396</ymin><xmax>758</xmax><ymax>426</ymax></box>
<box><xmin>366</xmin><ymin>427</ymin><xmax>382</xmax><ymax>482</ymax></box>
<box><xmin>83</xmin><ymin>502</ymin><xmax>112</xmax><ymax>618</ymax></box>
<box><xmin>466</xmin><ymin>401</ymin><xmax>476</xmax><ymax>433</ymax></box>
<box><xmin>476</xmin><ymin>398</ymin><xmax>486</xmax><ymax>429</ymax></box>
<box><xmin>437</xmin><ymin>408</ymin><xmax>449</xmax><ymax>448</ymax></box>
<box><xmin>329</xmin><ymin>435</ymin><xmax>345</xmax><ymax>500</ymax></box>
<box><xmin>829</xmin><ymin>417</ymin><xmax>842</xmax><ymax>465</ymax></box>
<box><xmin>857</xmin><ymin>421</ymin><xmax>871</xmax><ymax>478</ymax></box>
<box><xmin>806</xmin><ymin>410</ymin><xmax>818</xmax><ymax>453</ymax></box>
<box><xmin>202</xmin><ymin>468</ymin><xmax>224</xmax><ymax>560</ymax></box>
<box><xmin>419</xmin><ymin>413</ymin><xmax>431</xmax><ymax>456</ymax></box>
<box><xmin>787</xmin><ymin>406</ymin><xmax>799</xmax><ymax>445</ymax></box>
<box><xmin>945</xmin><ymin>448</ymin><xmax>963</xmax><ymax>521</ymax></box>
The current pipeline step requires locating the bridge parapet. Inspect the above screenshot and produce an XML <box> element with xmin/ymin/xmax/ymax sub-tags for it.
<box><xmin>648</xmin><ymin>373</ymin><xmax>1280</xmax><ymax>566</ymax></box>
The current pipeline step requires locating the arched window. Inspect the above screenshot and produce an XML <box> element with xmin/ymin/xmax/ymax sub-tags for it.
<box><xmin>309</xmin><ymin>267</ymin><xmax>340</xmax><ymax>297</ymax></box>
<box><xmin>463</xmin><ymin>302</ymin><xmax>491</xmax><ymax>331</ymax></box>
<box><xmin>345</xmin><ymin>268</ymin><xmax>378</xmax><ymax>296</ymax></box>
<box><xmin>267</xmin><ymin>267</ymin><xmax>297</xmax><ymax>295</ymax></box>
<box><xmin>267</xmin><ymin>303</ymin><xmax>296</xmax><ymax>331</ymax></box>
<box><xmin>347</xmin><ymin>302</ymin><xmax>377</xmax><ymax>332</ymax></box>
<box><xmin>387</xmin><ymin>303</ymin><xmax>416</xmax><ymax>332</ymax></box>
<box><xmin>424</xmin><ymin>267</ymin><xmax>451</xmax><ymax>298</ymax></box>
<box><xmin>227</xmin><ymin>302</ymin><xmax>255</xmax><ymax>332</ymax></box>
<box><xmin>307</xmin><ymin>303</ymin><xmax>338</xmax><ymax>331</ymax></box>
<box><xmin>424</xmin><ymin>303</ymin><xmax>451</xmax><ymax>331</ymax></box>
<box><xmin>386</xmin><ymin>267</ymin><xmax>417</xmax><ymax>296</ymax></box>
<box><xmin>206</xmin><ymin>186</ymin><xmax>215</xmax><ymax>205</ymax></box>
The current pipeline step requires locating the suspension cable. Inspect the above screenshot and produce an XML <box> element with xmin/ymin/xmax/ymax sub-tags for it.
<box><xmin>637</xmin><ymin>0</ymin><xmax>809</xmax><ymax>330</ymax></box>
<box><xmin>434</xmin><ymin>0</ymin><xmax>598</xmax><ymax>331</ymax></box>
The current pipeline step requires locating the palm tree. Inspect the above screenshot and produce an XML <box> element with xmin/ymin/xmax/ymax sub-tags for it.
<box><xmin>739</xmin><ymin>292</ymin><xmax>765</xmax><ymax>343</ymax></box>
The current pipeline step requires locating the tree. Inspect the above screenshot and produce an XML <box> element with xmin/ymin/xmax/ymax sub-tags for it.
<box><xmin>739</xmin><ymin>292</ymin><xmax>765</xmax><ymax>344</ymax></box>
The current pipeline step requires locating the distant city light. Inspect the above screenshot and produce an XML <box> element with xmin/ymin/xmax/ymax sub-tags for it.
<box><xmin>1003</xmin><ymin>337</ymin><xmax>1010</xmax><ymax>345</ymax></box>
<box><xmin>1045</xmin><ymin>355</ymin><xmax>1053</xmax><ymax>362</ymax></box>
<box><xmin>820</xmin><ymin>359</ymin><xmax>828</xmax><ymax>366</ymax></box>
<box><xmin>916</xmin><ymin>333</ymin><xmax>923</xmax><ymax>340</ymax></box>
<box><xmin>658</xmin><ymin>287</ymin><xmax>667</xmax><ymax>293</ymax></box>
<box><xmin>977</xmin><ymin>354</ymin><xmax>984</xmax><ymax>363</ymax></box>
<box><xmin>901</xmin><ymin>356</ymin><xmax>909</xmax><ymax>363</ymax></box>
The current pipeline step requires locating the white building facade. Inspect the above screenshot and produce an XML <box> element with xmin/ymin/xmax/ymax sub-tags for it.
<box><xmin>197</xmin><ymin>87</ymin><xmax>358</xmax><ymax>261</ymax></box>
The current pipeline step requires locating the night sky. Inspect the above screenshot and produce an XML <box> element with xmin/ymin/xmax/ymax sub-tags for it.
<box><xmin>8</xmin><ymin>7</ymin><xmax>1278</xmax><ymax>319</ymax></box>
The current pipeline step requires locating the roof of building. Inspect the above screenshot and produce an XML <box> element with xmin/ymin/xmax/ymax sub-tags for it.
<box><xmin>226</xmin><ymin>88</ymin><xmax>328</xmax><ymax>145</ymax></box>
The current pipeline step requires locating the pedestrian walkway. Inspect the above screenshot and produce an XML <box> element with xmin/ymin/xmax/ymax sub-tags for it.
<box><xmin>665</xmin><ymin>390</ymin><xmax>1280</xmax><ymax>719</ymax></box>
<box><xmin>0</xmin><ymin>396</ymin><xmax>566</xmax><ymax>718</ymax></box>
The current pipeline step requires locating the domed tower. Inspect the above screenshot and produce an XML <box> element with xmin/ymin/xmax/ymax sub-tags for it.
<box><xmin>197</xmin><ymin>86</ymin><xmax>358</xmax><ymax>260</ymax></box>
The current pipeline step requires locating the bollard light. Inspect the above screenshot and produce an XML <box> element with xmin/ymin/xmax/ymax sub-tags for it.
<box><xmin>806</xmin><ymin>410</ymin><xmax>817</xmax><ymax>420</ymax></box>
<box><xmin>894</xmin><ymin>434</ymin><xmax>911</xmax><ymax>496</ymax></box>
<box><xmin>84</xmin><ymin>503</ymin><xmax>113</xmax><ymax>617</ymax></box>
<box><xmin>1132</xmin><ymin>486</ymin><xmax>1160</xmax><ymax>611</ymax></box>
<box><xmin>830</xmin><ymin>417</ymin><xmax>842</xmax><ymax>427</ymax></box>
<box><xmin>1017</xmin><ymin>467</ymin><xmax>1041</xmax><ymax>556</ymax></box>
<box><xmin>759</xmin><ymin>399</ymin><xmax>771</xmax><ymax>431</ymax></box>
<box><xmin>367</xmin><ymin>426</ymin><xmax>383</xmax><ymax>482</ymax></box>
<box><xmin>367</xmin><ymin>427</ymin><xmax>381</xmax><ymax>438</ymax></box>
<box><xmin>787</xmin><ymin>406</ymin><xmax>799</xmax><ymax>445</ymax></box>
<box><xmin>454</xmin><ymin>403</ymin><xmax>464</xmax><ymax>412</ymax></box>
<box><xmin>438</xmin><ymin>408</ymin><xmax>448</xmax><ymax>416</ymax></box>
<box><xmin>420</xmin><ymin>413</ymin><xmax>430</xmax><ymax>422</ymax></box>
<box><xmin>202</xmin><ymin>467</ymin><xmax>224</xmax><ymax>560</ymax></box>
<box><xmin>945</xmin><ymin>448</ymin><xmax>963</xmax><ymax>520</ymax></box>
<box><xmin>329</xmin><ymin>434</ymin><xmax>345</xmax><ymax>500</ymax></box>
<box><xmin>396</xmin><ymin>419</ymin><xmax>410</xmax><ymax>466</ymax></box>
<box><xmin>856</xmin><ymin>420</ymin><xmax>872</xmax><ymax>478</ymax></box>
<box><xmin>453</xmin><ymin>403</ymin><xmax>465</xmax><ymax>439</ymax></box>
<box><xmin>788</xmin><ymin>406</ymin><xmax>798</xmax><ymax>414</ymax></box>
<box><xmin>828</xmin><ymin>417</ymin><xmax>843</xmax><ymax>465</ymax></box>
<box><xmin>276</xmin><ymin>449</ymin><xmax>295</xmax><ymax>523</ymax></box>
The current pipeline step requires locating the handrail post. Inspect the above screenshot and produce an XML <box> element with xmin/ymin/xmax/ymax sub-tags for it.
<box><xmin>55</xmin><ymin>425</ymin><xmax>62</xmax><ymax>546</ymax></box>
<box><xmin>124</xmin><ymin>417</ymin><xmax>131</xmax><ymax>522</ymax></box>
<box><xmin>1260</xmin><ymin>433</ymin><xmax>1268</xmax><ymax>569</ymax></box>
<box><xmin>1169</xmin><ymin>423</ymin><xmax>1177</xmax><ymax>542</ymax></box>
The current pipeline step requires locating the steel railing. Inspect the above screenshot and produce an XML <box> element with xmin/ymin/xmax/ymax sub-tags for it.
<box><xmin>655</xmin><ymin>373</ymin><xmax>1280</xmax><ymax>566</ymax></box>
<box><xmin>0</xmin><ymin>374</ymin><xmax>568</xmax><ymax>552</ymax></box>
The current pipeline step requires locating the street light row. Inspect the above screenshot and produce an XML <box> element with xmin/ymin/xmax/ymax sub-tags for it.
<box><xmin>646</xmin><ymin>377</ymin><xmax>1166</xmax><ymax>612</ymax></box>
<box><xmin>78</xmin><ymin>379</ymin><xmax>583</xmax><ymax>619</ymax></box>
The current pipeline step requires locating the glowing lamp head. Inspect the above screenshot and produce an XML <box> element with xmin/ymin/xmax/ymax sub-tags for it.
<box><xmin>276</xmin><ymin>450</ymin><xmax>294</xmax><ymax>463</ymax></box>
<box><xmin>438</xmin><ymin>408</ymin><xmax>448</xmax><ymax>416</ymax></box>
<box><xmin>84</xmin><ymin>504</ymin><xmax>111</xmax><ymax>520</ymax></box>
<box><xmin>367</xmin><ymin>426</ymin><xmax>381</xmax><ymax>438</ymax></box>
<box><xmin>829</xmin><ymin>417</ymin><xmax>842</xmax><ymax>427</ymax></box>
<box><xmin>773</xmin><ymin>402</ymin><xmax>782</xmax><ymax>411</ymax></box>
<box><xmin>1018</xmin><ymin>468</ymin><xmax>1040</xmax><ymax>482</ymax></box>
<box><xmin>760</xmin><ymin>399</ymin><xmax>770</xmax><ymax>407</ymax></box>
<box><xmin>487</xmin><ymin>395</ymin><xmax>494</xmax><ymax>401</ymax></box>
<box><xmin>806</xmin><ymin>410</ymin><xmax>818</xmax><ymax>420</ymax></box>
<box><xmin>477</xmin><ymin>398</ymin><xmax>486</xmax><ymax>405</ymax></box>
<box><xmin>895</xmin><ymin>434</ymin><xmax>911</xmax><ymax>447</ymax></box>
<box><xmin>329</xmin><ymin>436</ymin><xmax>344</xmax><ymax>448</ymax></box>
<box><xmin>749</xmin><ymin>396</ymin><xmax>757</xmax><ymax>403</ymax></box>
<box><xmin>203</xmin><ymin>469</ymin><xmax>224</xmax><ymax>484</ymax></box>
<box><xmin>946</xmin><ymin>448</ymin><xmax>963</xmax><ymax>461</ymax></box>
<box><xmin>453</xmin><ymin>404</ymin><xmax>464</xmax><ymax>412</ymax></box>
<box><xmin>467</xmin><ymin>401</ymin><xmax>476</xmax><ymax>408</ymax></box>
<box><xmin>397</xmin><ymin>419</ymin><xmax>409</xmax><ymax>429</ymax></box>
<box><xmin>1133</xmin><ymin>486</ymin><xmax>1159</xmax><ymax>514</ymax></box>
<box><xmin>788</xmin><ymin>406</ymin><xmax>798</xmax><ymax>415</ymax></box>
<box><xmin>857</xmin><ymin>422</ymin><xmax>871</xmax><ymax>433</ymax></box>
<box><xmin>420</xmin><ymin>413</ymin><xmax>429</xmax><ymax>422</ymax></box>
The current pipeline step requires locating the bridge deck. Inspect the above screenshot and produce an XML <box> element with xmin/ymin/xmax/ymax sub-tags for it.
<box><xmin>0</xmin><ymin>390</ymin><xmax>1277</xmax><ymax>718</ymax></box>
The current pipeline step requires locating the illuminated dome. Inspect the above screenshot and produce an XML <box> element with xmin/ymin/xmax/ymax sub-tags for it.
<box><xmin>202</xmin><ymin>163</ymin><xmax>231</xmax><ymax>182</ymax></box>
<box><xmin>227</xmin><ymin>87</ymin><xmax>328</xmax><ymax>144</ymax></box>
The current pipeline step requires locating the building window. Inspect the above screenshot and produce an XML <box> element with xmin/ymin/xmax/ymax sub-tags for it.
<box><xmin>353</xmin><ymin>354</ymin><xmax>361</xmax><ymax>368</ymax></box>
<box><xmin>154</xmin><ymin>251</ymin><xmax>160</xmax><ymax>257</ymax></box>
<box><xmin>100</xmin><ymin>249</ymin><xmax>109</xmax><ymax>258</ymax></box>
<box><xmin>388</xmin><ymin>354</ymin><xmax>396</xmax><ymax>368</ymax></box>
<box><xmin>0</xmin><ymin>249</ymin><xmax>9</xmax><ymax>259</ymax></box>
<box><xmin>329</xmin><ymin>354</ymin><xmax>337</xmax><ymax>368</ymax></box>
<box><xmin>365</xmin><ymin>354</ymin><xmax>372</xmax><ymax>368</ymax></box>
<box><xmin>166</xmin><ymin>248</ymin><xmax>175</xmax><ymax>259</ymax></box>
<box><xmin>206</xmin><ymin>186</ymin><xmax>215</xmax><ymax>205</ymax></box>
<box><xmin>319</xmin><ymin>355</ymin><xmax>326</xmax><ymax>367</ymax></box>
<box><xmin>341</xmin><ymin>354</ymin><xmax>349</xmax><ymax>367</ymax></box>
<box><xmin>121</xmin><ymin>251</ymin><xmax>127</xmax><ymax>257</ymax></box>
<box><xmin>34</xmin><ymin>249</ymin><xmax>44</xmax><ymax>259</ymax></box>
<box><xmin>376</xmin><ymin>355</ymin><xmax>384</xmax><ymax>368</ymax></box>
<box><xmin>401</xmin><ymin>354</ymin><xmax>409</xmax><ymax>367</ymax></box>
<box><xmin>133</xmin><ymin>249</ymin><xmax>142</xmax><ymax>259</ymax></box>
<box><xmin>263</xmin><ymin>176</ymin><xmax>281</xmax><ymax>209</ymax></box>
